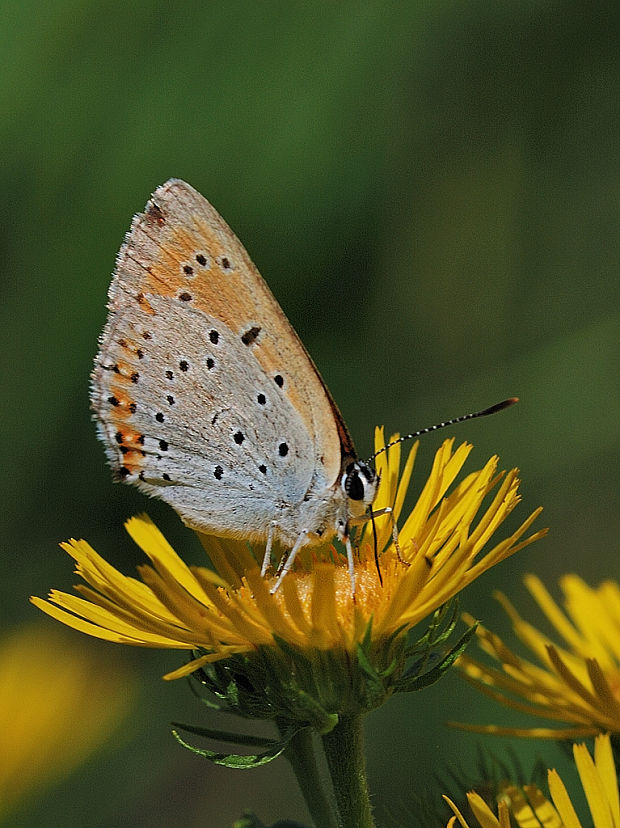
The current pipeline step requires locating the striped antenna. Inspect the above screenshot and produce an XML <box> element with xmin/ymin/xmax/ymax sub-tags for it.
<box><xmin>369</xmin><ymin>397</ymin><xmax>519</xmax><ymax>461</ymax></box>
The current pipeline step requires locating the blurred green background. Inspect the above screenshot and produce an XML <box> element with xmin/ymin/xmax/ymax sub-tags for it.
<box><xmin>2</xmin><ymin>1</ymin><xmax>618</xmax><ymax>825</ymax></box>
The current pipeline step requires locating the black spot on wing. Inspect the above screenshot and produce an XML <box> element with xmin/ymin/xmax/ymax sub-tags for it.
<box><xmin>241</xmin><ymin>326</ymin><xmax>261</xmax><ymax>346</ymax></box>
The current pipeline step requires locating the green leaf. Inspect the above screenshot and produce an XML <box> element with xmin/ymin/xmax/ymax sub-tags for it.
<box><xmin>172</xmin><ymin>724</ymin><xmax>305</xmax><ymax>768</ymax></box>
<box><xmin>171</xmin><ymin>722</ymin><xmax>279</xmax><ymax>748</ymax></box>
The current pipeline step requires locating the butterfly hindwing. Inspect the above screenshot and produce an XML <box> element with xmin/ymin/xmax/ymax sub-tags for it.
<box><xmin>92</xmin><ymin>180</ymin><xmax>347</xmax><ymax>539</ymax></box>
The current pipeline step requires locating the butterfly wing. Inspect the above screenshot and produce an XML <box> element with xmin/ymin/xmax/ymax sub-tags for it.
<box><xmin>91</xmin><ymin>179</ymin><xmax>353</xmax><ymax>541</ymax></box>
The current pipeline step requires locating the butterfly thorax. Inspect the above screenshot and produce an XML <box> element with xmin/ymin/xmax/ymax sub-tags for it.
<box><xmin>272</xmin><ymin>458</ymin><xmax>378</xmax><ymax>547</ymax></box>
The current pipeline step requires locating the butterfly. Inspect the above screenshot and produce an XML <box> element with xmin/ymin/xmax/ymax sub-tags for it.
<box><xmin>91</xmin><ymin>179</ymin><xmax>381</xmax><ymax>592</ymax></box>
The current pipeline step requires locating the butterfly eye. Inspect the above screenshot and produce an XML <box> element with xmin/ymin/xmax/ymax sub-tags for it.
<box><xmin>343</xmin><ymin>461</ymin><xmax>377</xmax><ymax>506</ymax></box>
<box><xmin>346</xmin><ymin>469</ymin><xmax>365</xmax><ymax>501</ymax></box>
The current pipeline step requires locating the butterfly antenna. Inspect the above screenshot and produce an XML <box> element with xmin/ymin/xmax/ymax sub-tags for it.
<box><xmin>368</xmin><ymin>397</ymin><xmax>519</xmax><ymax>461</ymax></box>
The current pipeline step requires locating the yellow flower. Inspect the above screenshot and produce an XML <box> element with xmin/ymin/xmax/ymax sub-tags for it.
<box><xmin>32</xmin><ymin>432</ymin><xmax>544</xmax><ymax>696</ymax></box>
<box><xmin>443</xmin><ymin>733</ymin><xmax>619</xmax><ymax>827</ymax></box>
<box><xmin>443</xmin><ymin>792</ymin><xmax>512</xmax><ymax>828</ymax></box>
<box><xmin>455</xmin><ymin>575</ymin><xmax>620</xmax><ymax>738</ymax></box>
<box><xmin>549</xmin><ymin>734</ymin><xmax>620</xmax><ymax>827</ymax></box>
<box><xmin>0</xmin><ymin>624</ymin><xmax>134</xmax><ymax>823</ymax></box>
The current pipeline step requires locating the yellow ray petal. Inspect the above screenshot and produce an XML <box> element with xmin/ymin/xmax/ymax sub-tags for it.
<box><xmin>573</xmin><ymin>742</ymin><xmax>614</xmax><ymax>828</ymax></box>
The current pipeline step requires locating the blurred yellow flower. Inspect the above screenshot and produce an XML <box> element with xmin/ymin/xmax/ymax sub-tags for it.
<box><xmin>32</xmin><ymin>433</ymin><xmax>545</xmax><ymax>685</ymax></box>
<box><xmin>443</xmin><ymin>733</ymin><xmax>619</xmax><ymax>827</ymax></box>
<box><xmin>0</xmin><ymin>624</ymin><xmax>134</xmax><ymax>823</ymax></box>
<box><xmin>455</xmin><ymin>575</ymin><xmax>620</xmax><ymax>738</ymax></box>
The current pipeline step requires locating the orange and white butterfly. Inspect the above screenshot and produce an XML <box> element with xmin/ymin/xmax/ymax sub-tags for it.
<box><xmin>91</xmin><ymin>180</ymin><xmax>379</xmax><ymax>591</ymax></box>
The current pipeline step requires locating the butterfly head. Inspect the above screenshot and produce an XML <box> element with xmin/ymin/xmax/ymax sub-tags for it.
<box><xmin>341</xmin><ymin>460</ymin><xmax>378</xmax><ymax>520</ymax></box>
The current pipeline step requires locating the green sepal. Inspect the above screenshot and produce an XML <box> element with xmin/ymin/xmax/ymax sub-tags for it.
<box><xmin>359</xmin><ymin>614</ymin><xmax>374</xmax><ymax>650</ymax></box>
<box><xmin>394</xmin><ymin>620</ymin><xmax>477</xmax><ymax>693</ymax></box>
<box><xmin>356</xmin><ymin>617</ymin><xmax>400</xmax><ymax>682</ymax></box>
<box><xmin>292</xmin><ymin>690</ymin><xmax>339</xmax><ymax>735</ymax></box>
<box><xmin>355</xmin><ymin>641</ymin><xmax>380</xmax><ymax>682</ymax></box>
<box><xmin>186</xmin><ymin>674</ymin><xmax>224</xmax><ymax>710</ymax></box>
<box><xmin>356</xmin><ymin>641</ymin><xmax>399</xmax><ymax>682</ymax></box>
<box><xmin>351</xmin><ymin>615</ymin><xmax>409</xmax><ymax>709</ymax></box>
<box><xmin>232</xmin><ymin>813</ymin><xmax>265</xmax><ymax>828</ymax></box>
<box><xmin>232</xmin><ymin>813</ymin><xmax>266</xmax><ymax>828</ymax></box>
<box><xmin>266</xmin><ymin>635</ymin><xmax>340</xmax><ymax>731</ymax></box>
<box><xmin>405</xmin><ymin>599</ymin><xmax>459</xmax><ymax>657</ymax></box>
<box><xmin>233</xmin><ymin>812</ymin><xmax>310</xmax><ymax>828</ymax></box>
<box><xmin>171</xmin><ymin>722</ymin><xmax>305</xmax><ymax>768</ymax></box>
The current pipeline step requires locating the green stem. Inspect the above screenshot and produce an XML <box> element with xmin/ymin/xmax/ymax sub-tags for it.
<box><xmin>282</xmin><ymin>726</ymin><xmax>339</xmax><ymax>828</ymax></box>
<box><xmin>321</xmin><ymin>714</ymin><xmax>375</xmax><ymax>828</ymax></box>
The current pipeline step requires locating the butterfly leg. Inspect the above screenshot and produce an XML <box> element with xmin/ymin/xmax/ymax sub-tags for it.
<box><xmin>345</xmin><ymin>535</ymin><xmax>356</xmax><ymax>598</ymax></box>
<box><xmin>382</xmin><ymin>508</ymin><xmax>404</xmax><ymax>564</ymax></box>
<box><xmin>270</xmin><ymin>530</ymin><xmax>311</xmax><ymax>593</ymax></box>
<box><xmin>348</xmin><ymin>505</ymin><xmax>392</xmax><ymax>527</ymax></box>
<box><xmin>261</xmin><ymin>520</ymin><xmax>278</xmax><ymax>576</ymax></box>
<box><xmin>366</xmin><ymin>506</ymin><xmax>405</xmax><ymax>563</ymax></box>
